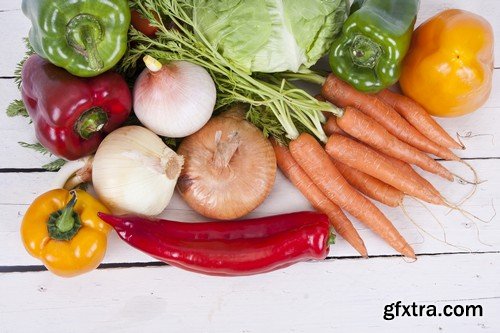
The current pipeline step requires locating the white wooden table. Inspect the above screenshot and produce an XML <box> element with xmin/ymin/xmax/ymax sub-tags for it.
<box><xmin>1</xmin><ymin>1</ymin><xmax>499</xmax><ymax>332</ymax></box>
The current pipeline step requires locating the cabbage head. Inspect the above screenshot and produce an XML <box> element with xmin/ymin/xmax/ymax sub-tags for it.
<box><xmin>192</xmin><ymin>0</ymin><xmax>349</xmax><ymax>73</ymax></box>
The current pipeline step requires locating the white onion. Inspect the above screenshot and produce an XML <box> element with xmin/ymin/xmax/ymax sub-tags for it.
<box><xmin>92</xmin><ymin>126</ymin><xmax>184</xmax><ymax>216</ymax></box>
<box><xmin>133</xmin><ymin>56</ymin><xmax>217</xmax><ymax>138</ymax></box>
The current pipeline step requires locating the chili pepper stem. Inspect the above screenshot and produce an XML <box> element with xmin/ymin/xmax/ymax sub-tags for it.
<box><xmin>66</xmin><ymin>14</ymin><xmax>104</xmax><ymax>71</ymax></box>
<box><xmin>47</xmin><ymin>190</ymin><xmax>82</xmax><ymax>241</ymax></box>
<box><xmin>74</xmin><ymin>107</ymin><xmax>109</xmax><ymax>139</ymax></box>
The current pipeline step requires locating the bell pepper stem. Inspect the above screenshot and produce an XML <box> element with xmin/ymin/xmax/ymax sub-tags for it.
<box><xmin>56</xmin><ymin>191</ymin><xmax>78</xmax><ymax>233</ymax></box>
<box><xmin>47</xmin><ymin>190</ymin><xmax>82</xmax><ymax>241</ymax></box>
<box><xmin>74</xmin><ymin>107</ymin><xmax>109</xmax><ymax>140</ymax></box>
<box><xmin>66</xmin><ymin>14</ymin><xmax>104</xmax><ymax>71</ymax></box>
<box><xmin>350</xmin><ymin>35</ymin><xmax>382</xmax><ymax>69</ymax></box>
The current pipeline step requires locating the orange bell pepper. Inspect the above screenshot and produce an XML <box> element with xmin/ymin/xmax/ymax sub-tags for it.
<box><xmin>21</xmin><ymin>189</ymin><xmax>110</xmax><ymax>277</ymax></box>
<box><xmin>400</xmin><ymin>9</ymin><xmax>494</xmax><ymax>117</ymax></box>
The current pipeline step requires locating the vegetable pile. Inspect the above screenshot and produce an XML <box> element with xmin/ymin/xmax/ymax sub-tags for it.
<box><xmin>8</xmin><ymin>0</ymin><xmax>494</xmax><ymax>277</ymax></box>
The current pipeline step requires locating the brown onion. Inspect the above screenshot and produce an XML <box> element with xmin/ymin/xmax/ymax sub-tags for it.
<box><xmin>177</xmin><ymin>105</ymin><xmax>276</xmax><ymax>220</ymax></box>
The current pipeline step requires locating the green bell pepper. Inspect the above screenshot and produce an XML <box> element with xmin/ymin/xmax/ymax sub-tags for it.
<box><xmin>329</xmin><ymin>0</ymin><xmax>419</xmax><ymax>93</ymax></box>
<box><xmin>22</xmin><ymin>0</ymin><xmax>131</xmax><ymax>77</ymax></box>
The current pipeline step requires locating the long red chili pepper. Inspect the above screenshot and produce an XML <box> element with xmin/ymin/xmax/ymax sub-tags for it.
<box><xmin>98</xmin><ymin>212</ymin><xmax>333</xmax><ymax>276</ymax></box>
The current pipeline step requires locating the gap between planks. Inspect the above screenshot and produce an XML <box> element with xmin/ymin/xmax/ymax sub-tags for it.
<box><xmin>1</xmin><ymin>156</ymin><xmax>499</xmax><ymax>174</ymax></box>
<box><xmin>1</xmin><ymin>251</ymin><xmax>499</xmax><ymax>274</ymax></box>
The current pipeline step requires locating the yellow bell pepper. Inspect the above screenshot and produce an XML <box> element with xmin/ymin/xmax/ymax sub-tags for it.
<box><xmin>400</xmin><ymin>9</ymin><xmax>494</xmax><ymax>117</ymax></box>
<box><xmin>21</xmin><ymin>189</ymin><xmax>110</xmax><ymax>277</ymax></box>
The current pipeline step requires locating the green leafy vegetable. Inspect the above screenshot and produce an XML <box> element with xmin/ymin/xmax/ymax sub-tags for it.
<box><xmin>122</xmin><ymin>0</ymin><xmax>344</xmax><ymax>143</ymax></box>
<box><xmin>246</xmin><ymin>105</ymin><xmax>287</xmax><ymax>144</ymax></box>
<box><xmin>193</xmin><ymin>0</ymin><xmax>349</xmax><ymax>73</ymax></box>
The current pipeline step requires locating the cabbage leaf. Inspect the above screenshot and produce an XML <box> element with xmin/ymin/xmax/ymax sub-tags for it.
<box><xmin>193</xmin><ymin>0</ymin><xmax>349</xmax><ymax>73</ymax></box>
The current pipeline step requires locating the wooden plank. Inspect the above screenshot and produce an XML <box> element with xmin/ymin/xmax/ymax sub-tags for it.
<box><xmin>0</xmin><ymin>6</ymin><xmax>30</xmax><ymax>77</ymax></box>
<box><xmin>1</xmin><ymin>0</ymin><xmax>499</xmax><ymax>77</ymax></box>
<box><xmin>0</xmin><ymin>253</ymin><xmax>498</xmax><ymax>332</ymax></box>
<box><xmin>1</xmin><ymin>158</ymin><xmax>498</xmax><ymax>266</ymax></box>
<box><xmin>0</xmin><ymin>0</ymin><xmax>21</xmax><ymax>11</ymax></box>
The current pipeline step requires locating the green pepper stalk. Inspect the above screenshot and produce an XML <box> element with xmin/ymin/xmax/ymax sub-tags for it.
<box><xmin>329</xmin><ymin>0</ymin><xmax>419</xmax><ymax>93</ymax></box>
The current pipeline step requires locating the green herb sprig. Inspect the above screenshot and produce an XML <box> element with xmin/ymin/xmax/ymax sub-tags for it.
<box><xmin>19</xmin><ymin>142</ymin><xmax>67</xmax><ymax>171</ymax></box>
<box><xmin>6</xmin><ymin>99</ymin><xmax>29</xmax><ymax>118</ymax></box>
<box><xmin>14</xmin><ymin>38</ymin><xmax>35</xmax><ymax>89</ymax></box>
<box><xmin>122</xmin><ymin>0</ymin><xmax>343</xmax><ymax>144</ymax></box>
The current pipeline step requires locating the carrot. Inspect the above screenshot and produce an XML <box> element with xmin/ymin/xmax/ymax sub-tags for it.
<box><xmin>289</xmin><ymin>133</ymin><xmax>415</xmax><ymax>258</ymax></box>
<box><xmin>326</xmin><ymin>134</ymin><xmax>445</xmax><ymax>206</ymax></box>
<box><xmin>377</xmin><ymin>89</ymin><xmax>463</xmax><ymax>150</ymax></box>
<box><xmin>324</xmin><ymin>116</ymin><xmax>442</xmax><ymax>197</ymax></box>
<box><xmin>377</xmin><ymin>150</ymin><xmax>441</xmax><ymax>198</ymax></box>
<box><xmin>321</xmin><ymin>74</ymin><xmax>459</xmax><ymax>161</ymax></box>
<box><xmin>272</xmin><ymin>141</ymin><xmax>368</xmax><ymax>257</ymax></box>
<box><xmin>323</xmin><ymin>116</ymin><xmax>347</xmax><ymax>136</ymax></box>
<box><xmin>331</xmin><ymin>159</ymin><xmax>404</xmax><ymax>208</ymax></box>
<box><xmin>336</xmin><ymin>107</ymin><xmax>454</xmax><ymax>181</ymax></box>
<box><xmin>318</xmin><ymin>95</ymin><xmax>347</xmax><ymax>136</ymax></box>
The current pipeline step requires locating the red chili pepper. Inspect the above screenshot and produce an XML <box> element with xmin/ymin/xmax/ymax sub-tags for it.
<box><xmin>98</xmin><ymin>212</ymin><xmax>333</xmax><ymax>276</ymax></box>
<box><xmin>21</xmin><ymin>54</ymin><xmax>132</xmax><ymax>160</ymax></box>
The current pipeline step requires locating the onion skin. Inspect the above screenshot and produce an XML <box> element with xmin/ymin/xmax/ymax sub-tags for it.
<box><xmin>133</xmin><ymin>60</ymin><xmax>216</xmax><ymax>138</ymax></box>
<box><xmin>92</xmin><ymin>126</ymin><xmax>183</xmax><ymax>216</ymax></box>
<box><xmin>177</xmin><ymin>106</ymin><xmax>277</xmax><ymax>220</ymax></box>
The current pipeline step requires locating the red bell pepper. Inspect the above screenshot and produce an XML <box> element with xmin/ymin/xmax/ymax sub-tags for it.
<box><xmin>98</xmin><ymin>211</ymin><xmax>333</xmax><ymax>276</ymax></box>
<box><xmin>21</xmin><ymin>54</ymin><xmax>132</xmax><ymax>160</ymax></box>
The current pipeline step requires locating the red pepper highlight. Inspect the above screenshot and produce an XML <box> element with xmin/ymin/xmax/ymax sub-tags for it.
<box><xmin>98</xmin><ymin>211</ymin><xmax>332</xmax><ymax>276</ymax></box>
<box><xmin>21</xmin><ymin>55</ymin><xmax>132</xmax><ymax>160</ymax></box>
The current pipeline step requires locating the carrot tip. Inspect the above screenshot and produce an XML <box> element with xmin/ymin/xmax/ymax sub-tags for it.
<box><xmin>348</xmin><ymin>240</ymin><xmax>368</xmax><ymax>258</ymax></box>
<box><xmin>358</xmin><ymin>248</ymin><xmax>369</xmax><ymax>258</ymax></box>
<box><xmin>401</xmin><ymin>244</ymin><xmax>416</xmax><ymax>259</ymax></box>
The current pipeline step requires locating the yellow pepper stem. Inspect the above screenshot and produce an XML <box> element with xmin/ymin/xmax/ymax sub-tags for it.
<box><xmin>47</xmin><ymin>190</ymin><xmax>82</xmax><ymax>241</ymax></box>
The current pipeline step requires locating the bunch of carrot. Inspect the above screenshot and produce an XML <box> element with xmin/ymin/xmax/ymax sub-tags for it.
<box><xmin>273</xmin><ymin>74</ymin><xmax>464</xmax><ymax>258</ymax></box>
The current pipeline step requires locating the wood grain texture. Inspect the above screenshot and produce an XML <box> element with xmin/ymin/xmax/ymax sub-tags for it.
<box><xmin>1</xmin><ymin>0</ymin><xmax>499</xmax><ymax>332</ymax></box>
<box><xmin>0</xmin><ymin>254</ymin><xmax>498</xmax><ymax>333</ymax></box>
